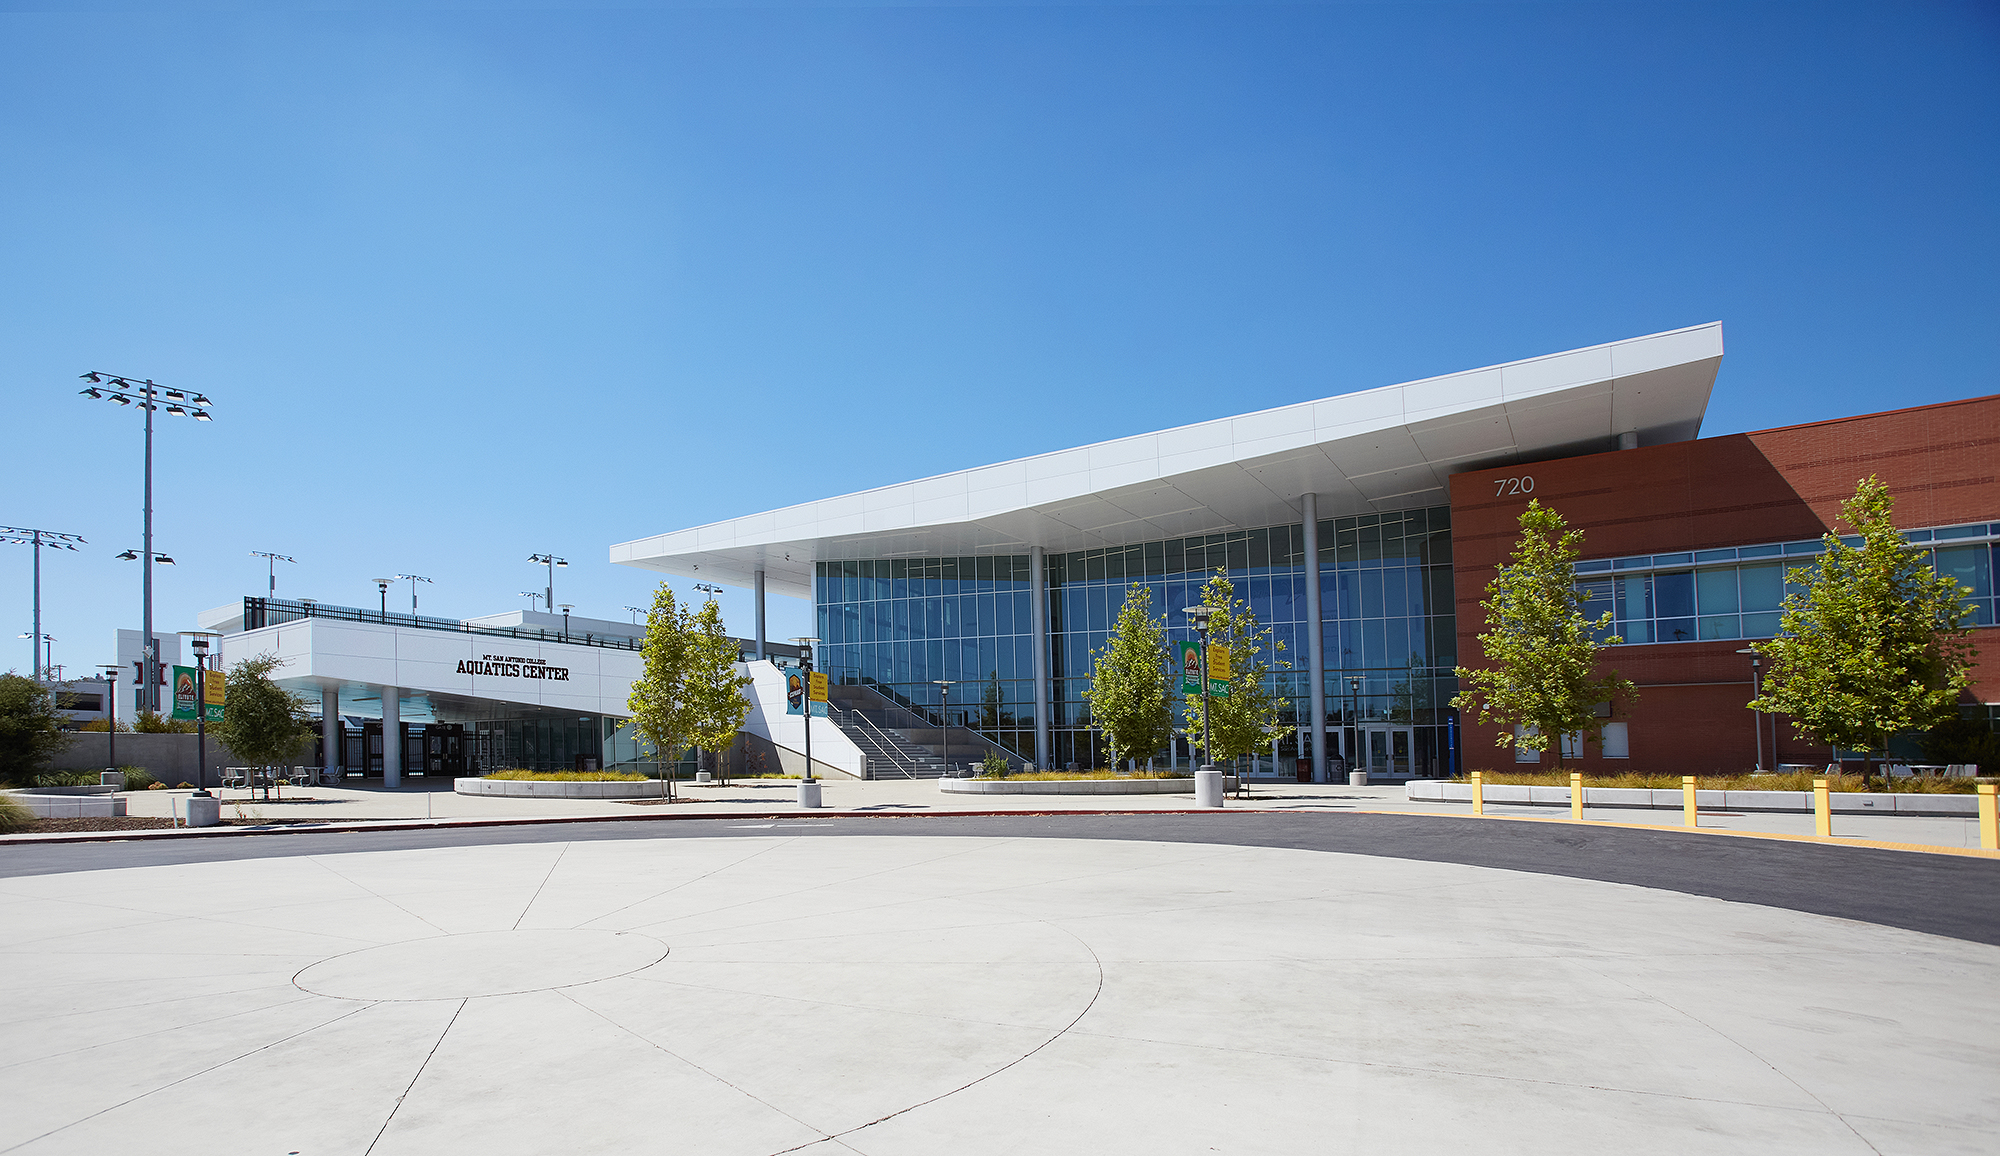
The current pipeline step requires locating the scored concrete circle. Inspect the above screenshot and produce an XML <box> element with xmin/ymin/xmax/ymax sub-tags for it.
<box><xmin>294</xmin><ymin>928</ymin><xmax>670</xmax><ymax>1001</ymax></box>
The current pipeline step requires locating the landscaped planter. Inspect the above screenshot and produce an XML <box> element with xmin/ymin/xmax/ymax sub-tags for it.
<box><xmin>1404</xmin><ymin>779</ymin><xmax>1978</xmax><ymax>817</ymax></box>
<box><xmin>940</xmin><ymin>777</ymin><xmax>1202</xmax><ymax>795</ymax></box>
<box><xmin>455</xmin><ymin>778</ymin><xmax>668</xmax><ymax>799</ymax></box>
<box><xmin>5</xmin><ymin>790</ymin><xmax>127</xmax><ymax>818</ymax></box>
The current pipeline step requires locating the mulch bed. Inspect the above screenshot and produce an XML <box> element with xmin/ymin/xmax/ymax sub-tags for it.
<box><xmin>8</xmin><ymin>814</ymin><xmax>387</xmax><ymax>834</ymax></box>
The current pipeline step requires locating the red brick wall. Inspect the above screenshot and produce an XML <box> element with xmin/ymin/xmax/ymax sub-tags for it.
<box><xmin>1448</xmin><ymin>395</ymin><xmax>2000</xmax><ymax>774</ymax></box>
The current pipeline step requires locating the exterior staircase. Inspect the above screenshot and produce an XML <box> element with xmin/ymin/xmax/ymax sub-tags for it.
<box><xmin>826</xmin><ymin>683</ymin><xmax>1020</xmax><ymax>780</ymax></box>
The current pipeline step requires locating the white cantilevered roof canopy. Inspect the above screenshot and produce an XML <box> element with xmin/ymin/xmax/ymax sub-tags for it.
<box><xmin>611</xmin><ymin>322</ymin><xmax>1723</xmax><ymax>598</ymax></box>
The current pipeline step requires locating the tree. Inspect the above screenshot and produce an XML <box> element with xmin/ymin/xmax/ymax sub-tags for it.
<box><xmin>133</xmin><ymin>710</ymin><xmax>196</xmax><ymax>734</ymax></box>
<box><xmin>1084</xmin><ymin>583</ymin><xmax>1175</xmax><ymax>769</ymax></box>
<box><xmin>208</xmin><ymin>654</ymin><xmax>315</xmax><ymax>766</ymax></box>
<box><xmin>685</xmin><ymin>597</ymin><xmax>753</xmax><ymax>784</ymax></box>
<box><xmin>981</xmin><ymin>670</ymin><xmax>1005</xmax><ymax>731</ymax></box>
<box><xmin>1749</xmin><ymin>476</ymin><xmax>1977</xmax><ymax>781</ymax></box>
<box><xmin>627</xmin><ymin>583</ymin><xmax>698</xmax><ymax>787</ymax></box>
<box><xmin>0</xmin><ymin>672</ymin><xmax>72</xmax><ymax>784</ymax></box>
<box><xmin>1453</xmin><ymin>500</ymin><xmax>1636</xmax><ymax>760</ymax></box>
<box><xmin>1179</xmin><ymin>572</ymin><xmax>1287</xmax><ymax>762</ymax></box>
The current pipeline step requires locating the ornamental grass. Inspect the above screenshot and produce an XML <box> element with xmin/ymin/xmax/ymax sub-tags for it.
<box><xmin>481</xmin><ymin>769</ymin><xmax>650</xmax><ymax>782</ymax></box>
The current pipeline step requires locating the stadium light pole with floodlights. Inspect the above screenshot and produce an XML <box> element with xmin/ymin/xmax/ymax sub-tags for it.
<box><xmin>78</xmin><ymin>373</ymin><xmax>213</xmax><ymax>712</ymax></box>
<box><xmin>1</xmin><ymin>526</ymin><xmax>84</xmax><ymax>679</ymax></box>
<box><xmin>528</xmin><ymin>554</ymin><xmax>566</xmax><ymax>613</ymax></box>
<box><xmin>395</xmin><ymin>574</ymin><xmax>433</xmax><ymax>615</ymax></box>
<box><xmin>250</xmin><ymin>551</ymin><xmax>296</xmax><ymax>598</ymax></box>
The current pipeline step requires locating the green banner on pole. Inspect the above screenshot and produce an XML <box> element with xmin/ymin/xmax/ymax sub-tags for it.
<box><xmin>171</xmin><ymin>666</ymin><xmax>198</xmax><ymax>720</ymax></box>
<box><xmin>1177</xmin><ymin>641</ymin><xmax>1201</xmax><ymax>695</ymax></box>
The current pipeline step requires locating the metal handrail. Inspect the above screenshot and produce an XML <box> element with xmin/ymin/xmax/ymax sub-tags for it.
<box><xmin>832</xmin><ymin>706</ymin><xmax>922</xmax><ymax>779</ymax></box>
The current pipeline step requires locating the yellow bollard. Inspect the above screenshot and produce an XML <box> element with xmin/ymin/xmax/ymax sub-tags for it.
<box><xmin>1682</xmin><ymin>775</ymin><xmax>1697</xmax><ymax>828</ymax></box>
<box><xmin>1570</xmin><ymin>771</ymin><xmax>1584</xmax><ymax>821</ymax></box>
<box><xmin>1813</xmin><ymin>778</ymin><xmax>1832</xmax><ymax>838</ymax></box>
<box><xmin>1471</xmin><ymin>770</ymin><xmax>1484</xmax><ymax>816</ymax></box>
<box><xmin>1979</xmin><ymin>784</ymin><xmax>1997</xmax><ymax>851</ymax></box>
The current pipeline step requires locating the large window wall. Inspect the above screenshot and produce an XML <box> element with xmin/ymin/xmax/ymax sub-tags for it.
<box><xmin>814</xmin><ymin>504</ymin><xmax>1461</xmax><ymax>773</ymax></box>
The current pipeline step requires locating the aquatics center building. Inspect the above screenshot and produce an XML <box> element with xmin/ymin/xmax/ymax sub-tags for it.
<box><xmin>612</xmin><ymin>322</ymin><xmax>2000</xmax><ymax>779</ymax></box>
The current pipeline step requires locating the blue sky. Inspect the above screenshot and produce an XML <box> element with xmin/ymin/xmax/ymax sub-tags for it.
<box><xmin>3</xmin><ymin>0</ymin><xmax>1996</xmax><ymax>676</ymax></box>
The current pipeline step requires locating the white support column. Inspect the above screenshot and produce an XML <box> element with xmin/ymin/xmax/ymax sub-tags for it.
<box><xmin>381</xmin><ymin>686</ymin><xmax>401</xmax><ymax>789</ymax></box>
<box><xmin>754</xmin><ymin>569</ymin><xmax>767</xmax><ymax>660</ymax></box>
<box><xmin>322</xmin><ymin>686</ymin><xmax>340</xmax><ymax>781</ymax></box>
<box><xmin>1030</xmin><ymin>546</ymin><xmax>1051</xmax><ymax>769</ymax></box>
<box><xmin>1303</xmin><ymin>493</ymin><xmax>1328</xmax><ymax>784</ymax></box>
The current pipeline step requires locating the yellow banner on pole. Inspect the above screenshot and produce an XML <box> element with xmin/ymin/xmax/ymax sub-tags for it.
<box><xmin>808</xmin><ymin>671</ymin><xmax>829</xmax><ymax>702</ymax></box>
<box><xmin>1208</xmin><ymin>644</ymin><xmax>1231</xmax><ymax>681</ymax></box>
<box><xmin>203</xmin><ymin>669</ymin><xmax>226</xmax><ymax>722</ymax></box>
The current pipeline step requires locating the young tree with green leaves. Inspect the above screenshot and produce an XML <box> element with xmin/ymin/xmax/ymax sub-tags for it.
<box><xmin>1084</xmin><ymin>583</ymin><xmax>1175</xmax><ymax>769</ymax></box>
<box><xmin>1453</xmin><ymin>500</ymin><xmax>1635</xmax><ymax>761</ymax></box>
<box><xmin>0</xmin><ymin>672</ymin><xmax>72</xmax><ymax>784</ymax></box>
<box><xmin>1179</xmin><ymin>572</ymin><xmax>1286</xmax><ymax>762</ymax></box>
<box><xmin>685</xmin><ymin>597</ymin><xmax>754</xmax><ymax>784</ymax></box>
<box><xmin>628</xmin><ymin>583</ymin><xmax>697</xmax><ymax>793</ymax></box>
<box><xmin>1749</xmin><ymin>476</ymin><xmax>1977</xmax><ymax>781</ymax></box>
<box><xmin>208</xmin><ymin>653</ymin><xmax>315</xmax><ymax>766</ymax></box>
<box><xmin>981</xmin><ymin>670</ymin><xmax>1005</xmax><ymax>730</ymax></box>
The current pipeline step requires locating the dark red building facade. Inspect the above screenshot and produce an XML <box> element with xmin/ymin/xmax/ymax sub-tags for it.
<box><xmin>1449</xmin><ymin>395</ymin><xmax>2000</xmax><ymax>775</ymax></box>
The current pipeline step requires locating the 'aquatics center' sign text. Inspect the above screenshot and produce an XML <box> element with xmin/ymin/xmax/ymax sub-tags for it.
<box><xmin>458</xmin><ymin>653</ymin><xmax>571</xmax><ymax>681</ymax></box>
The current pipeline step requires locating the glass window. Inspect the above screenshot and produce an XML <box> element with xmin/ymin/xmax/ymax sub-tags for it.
<box><xmin>1601</xmin><ymin>722</ymin><xmax>1629</xmax><ymax>759</ymax></box>
<box><xmin>1653</xmin><ymin>571</ymin><xmax>1694</xmax><ymax>619</ymax></box>
<box><xmin>1738</xmin><ymin>564</ymin><xmax>1783</xmax><ymax>612</ymax></box>
<box><xmin>1741</xmin><ymin>611</ymin><xmax>1782</xmax><ymax>637</ymax></box>
<box><xmin>1698</xmin><ymin>616</ymin><xmax>1740</xmax><ymax>641</ymax></box>
<box><xmin>1696</xmin><ymin>568</ymin><xmax>1739</xmax><ymax>614</ymax></box>
<box><xmin>1514</xmin><ymin>726</ymin><xmax>1539</xmax><ymax>763</ymax></box>
<box><xmin>1936</xmin><ymin>545</ymin><xmax>1991</xmax><ymax>600</ymax></box>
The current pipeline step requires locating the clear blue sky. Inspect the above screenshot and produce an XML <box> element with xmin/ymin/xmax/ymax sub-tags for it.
<box><xmin>4</xmin><ymin>0</ymin><xmax>1996</xmax><ymax>676</ymax></box>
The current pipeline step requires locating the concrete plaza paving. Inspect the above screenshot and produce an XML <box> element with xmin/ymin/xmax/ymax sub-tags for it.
<box><xmin>2</xmin><ymin>829</ymin><xmax>1995</xmax><ymax>1154</ymax></box>
<box><xmin>87</xmin><ymin>776</ymin><xmax>1998</xmax><ymax>852</ymax></box>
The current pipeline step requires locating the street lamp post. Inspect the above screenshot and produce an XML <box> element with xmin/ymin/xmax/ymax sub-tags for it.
<box><xmin>395</xmin><ymin>574</ymin><xmax>433</xmax><ymax>614</ymax></box>
<box><xmin>186</xmin><ymin>634</ymin><xmax>214</xmax><ymax>798</ymax></box>
<box><xmin>933</xmin><ymin>680</ymin><xmax>956</xmax><ymax>775</ymax></box>
<box><xmin>2</xmin><ymin>527</ymin><xmax>84</xmax><ymax>679</ymax></box>
<box><xmin>623</xmin><ymin>606</ymin><xmax>645</xmax><ymax>625</ymax></box>
<box><xmin>1348</xmin><ymin>675</ymin><xmax>1362</xmax><ymax>773</ymax></box>
<box><xmin>520</xmin><ymin>592</ymin><xmax>544</xmax><ymax>612</ymax></box>
<box><xmin>18</xmin><ymin>633</ymin><xmax>53</xmax><ymax>680</ymax></box>
<box><xmin>1182</xmin><ymin>606</ymin><xmax>1216</xmax><ymax>765</ymax></box>
<box><xmin>1736</xmin><ymin>647</ymin><xmax>1765</xmax><ymax>772</ymax></box>
<box><xmin>559</xmin><ymin>604</ymin><xmax>574</xmax><ymax>639</ymax></box>
<box><xmin>78</xmin><ymin>373</ymin><xmax>214</xmax><ymax>712</ymax></box>
<box><xmin>115</xmin><ymin>549</ymin><xmax>176</xmax><ymax>712</ymax></box>
<box><xmin>527</xmin><ymin>554</ymin><xmax>567</xmax><ymax>613</ymax></box>
<box><xmin>249</xmin><ymin>551</ymin><xmax>297</xmax><ymax>598</ymax></box>
<box><xmin>373</xmin><ymin>578</ymin><xmax>394</xmax><ymax>619</ymax></box>
<box><xmin>98</xmin><ymin>663</ymin><xmax>122</xmax><ymax>772</ymax></box>
<box><xmin>792</xmin><ymin>637</ymin><xmax>820</xmax><ymax>784</ymax></box>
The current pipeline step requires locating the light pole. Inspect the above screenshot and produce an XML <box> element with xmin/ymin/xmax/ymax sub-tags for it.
<box><xmin>18</xmin><ymin>633</ymin><xmax>53</xmax><ymax>680</ymax></box>
<box><xmin>184</xmin><ymin>633</ymin><xmax>215</xmax><ymax>798</ymax></box>
<box><xmin>373</xmin><ymin>578</ymin><xmax>394</xmax><ymax>618</ymax></box>
<box><xmin>792</xmin><ymin>636</ymin><xmax>820</xmax><ymax>783</ymax></box>
<box><xmin>623</xmin><ymin>606</ymin><xmax>645</xmax><ymax>625</ymax></box>
<box><xmin>1348</xmin><ymin>675</ymin><xmax>1362</xmax><ymax>772</ymax></box>
<box><xmin>559</xmin><ymin>604</ymin><xmax>574</xmax><ymax>639</ymax></box>
<box><xmin>98</xmin><ymin>663</ymin><xmax>122</xmax><ymax>772</ymax></box>
<box><xmin>520</xmin><ymin>591</ymin><xmax>544</xmax><ymax>612</ymax></box>
<box><xmin>1736</xmin><ymin>647</ymin><xmax>1765</xmax><ymax>772</ymax></box>
<box><xmin>78</xmin><ymin>373</ymin><xmax>214</xmax><ymax>713</ymax></box>
<box><xmin>395</xmin><ymin>574</ymin><xmax>433</xmax><ymax>614</ymax></box>
<box><xmin>249</xmin><ymin>551</ymin><xmax>296</xmax><ymax>598</ymax></box>
<box><xmin>527</xmin><ymin>553</ymin><xmax>566</xmax><ymax>613</ymax></box>
<box><xmin>2</xmin><ymin>526</ymin><xmax>84</xmax><ymax>678</ymax></box>
<box><xmin>115</xmin><ymin>549</ymin><xmax>176</xmax><ymax>711</ymax></box>
<box><xmin>1182</xmin><ymin>606</ymin><xmax>1216</xmax><ymax>766</ymax></box>
<box><xmin>933</xmin><ymin>680</ymin><xmax>956</xmax><ymax>775</ymax></box>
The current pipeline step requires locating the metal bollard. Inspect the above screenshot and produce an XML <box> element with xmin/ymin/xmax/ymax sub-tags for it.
<box><xmin>1813</xmin><ymin>778</ymin><xmax>1832</xmax><ymax>838</ymax></box>
<box><xmin>1682</xmin><ymin>775</ymin><xmax>1697</xmax><ymax>828</ymax></box>
<box><xmin>1979</xmin><ymin>784</ymin><xmax>1997</xmax><ymax>851</ymax></box>
<box><xmin>1471</xmin><ymin>770</ymin><xmax>1484</xmax><ymax>816</ymax></box>
<box><xmin>1569</xmin><ymin>771</ymin><xmax>1584</xmax><ymax>821</ymax></box>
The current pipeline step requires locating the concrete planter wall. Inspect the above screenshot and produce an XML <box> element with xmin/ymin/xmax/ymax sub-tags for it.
<box><xmin>49</xmin><ymin>733</ymin><xmax>233</xmax><ymax>780</ymax></box>
<box><xmin>455</xmin><ymin>777</ymin><xmax>669</xmax><ymax>799</ymax></box>
<box><xmin>941</xmin><ymin>777</ymin><xmax>1199</xmax><ymax>796</ymax></box>
<box><xmin>1405</xmin><ymin>779</ymin><xmax>1979</xmax><ymax>817</ymax></box>
<box><xmin>5</xmin><ymin>790</ymin><xmax>127</xmax><ymax>818</ymax></box>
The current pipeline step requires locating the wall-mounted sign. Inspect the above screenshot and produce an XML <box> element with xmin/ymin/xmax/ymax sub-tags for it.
<box><xmin>456</xmin><ymin>654</ymin><xmax>571</xmax><ymax>681</ymax></box>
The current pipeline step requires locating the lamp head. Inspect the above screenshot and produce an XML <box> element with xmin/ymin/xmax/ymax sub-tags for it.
<box><xmin>1181</xmin><ymin>605</ymin><xmax>1216</xmax><ymax>630</ymax></box>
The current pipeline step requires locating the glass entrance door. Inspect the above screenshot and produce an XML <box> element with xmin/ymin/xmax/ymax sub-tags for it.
<box><xmin>1361</xmin><ymin>726</ymin><xmax>1413</xmax><ymax>775</ymax></box>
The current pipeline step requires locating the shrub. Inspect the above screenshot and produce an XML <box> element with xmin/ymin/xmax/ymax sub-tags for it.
<box><xmin>122</xmin><ymin>767</ymin><xmax>158</xmax><ymax>791</ymax></box>
<box><xmin>31</xmin><ymin>770</ymin><xmax>103</xmax><ymax>788</ymax></box>
<box><xmin>977</xmin><ymin>752</ymin><xmax>1009</xmax><ymax>779</ymax></box>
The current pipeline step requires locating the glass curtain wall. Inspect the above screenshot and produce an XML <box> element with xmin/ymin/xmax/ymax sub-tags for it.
<box><xmin>814</xmin><ymin>504</ymin><xmax>1460</xmax><ymax>774</ymax></box>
